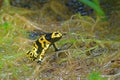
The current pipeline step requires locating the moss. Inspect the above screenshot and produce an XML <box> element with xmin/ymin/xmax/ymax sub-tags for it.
<box><xmin>87</xmin><ymin>71</ymin><xmax>107</xmax><ymax>80</ymax></box>
<box><xmin>0</xmin><ymin>1</ymin><xmax>120</xmax><ymax>79</ymax></box>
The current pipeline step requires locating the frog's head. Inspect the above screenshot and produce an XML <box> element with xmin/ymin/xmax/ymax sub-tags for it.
<box><xmin>50</xmin><ymin>31</ymin><xmax>62</xmax><ymax>42</ymax></box>
<box><xmin>51</xmin><ymin>31</ymin><xmax>62</xmax><ymax>38</ymax></box>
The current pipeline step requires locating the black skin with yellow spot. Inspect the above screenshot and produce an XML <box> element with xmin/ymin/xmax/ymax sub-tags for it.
<box><xmin>26</xmin><ymin>32</ymin><xmax>62</xmax><ymax>64</ymax></box>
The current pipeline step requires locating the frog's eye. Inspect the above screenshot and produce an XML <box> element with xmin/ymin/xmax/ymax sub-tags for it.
<box><xmin>55</xmin><ymin>32</ymin><xmax>59</xmax><ymax>35</ymax></box>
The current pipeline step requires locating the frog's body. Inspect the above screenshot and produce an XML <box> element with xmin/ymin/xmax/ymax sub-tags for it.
<box><xmin>26</xmin><ymin>32</ymin><xmax>62</xmax><ymax>63</ymax></box>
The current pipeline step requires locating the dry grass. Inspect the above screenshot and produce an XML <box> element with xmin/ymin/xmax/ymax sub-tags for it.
<box><xmin>0</xmin><ymin>3</ymin><xmax>120</xmax><ymax>80</ymax></box>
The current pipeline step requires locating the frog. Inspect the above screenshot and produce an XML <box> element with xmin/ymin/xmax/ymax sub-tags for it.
<box><xmin>26</xmin><ymin>31</ymin><xmax>62</xmax><ymax>64</ymax></box>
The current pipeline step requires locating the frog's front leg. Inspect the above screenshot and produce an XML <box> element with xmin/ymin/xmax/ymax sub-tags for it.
<box><xmin>52</xmin><ymin>43</ymin><xmax>61</xmax><ymax>51</ymax></box>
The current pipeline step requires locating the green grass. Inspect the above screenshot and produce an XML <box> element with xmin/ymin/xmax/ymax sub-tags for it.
<box><xmin>87</xmin><ymin>71</ymin><xmax>107</xmax><ymax>80</ymax></box>
<box><xmin>0</xmin><ymin>13</ymin><xmax>29</xmax><ymax>79</ymax></box>
<box><xmin>78</xmin><ymin>0</ymin><xmax>105</xmax><ymax>17</ymax></box>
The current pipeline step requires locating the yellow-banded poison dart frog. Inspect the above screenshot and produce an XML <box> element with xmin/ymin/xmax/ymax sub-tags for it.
<box><xmin>26</xmin><ymin>31</ymin><xmax>62</xmax><ymax>64</ymax></box>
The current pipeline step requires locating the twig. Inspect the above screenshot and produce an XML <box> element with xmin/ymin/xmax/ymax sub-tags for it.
<box><xmin>101</xmin><ymin>72</ymin><xmax>120</xmax><ymax>78</ymax></box>
<box><xmin>14</xmin><ymin>13</ymin><xmax>45</xmax><ymax>32</ymax></box>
